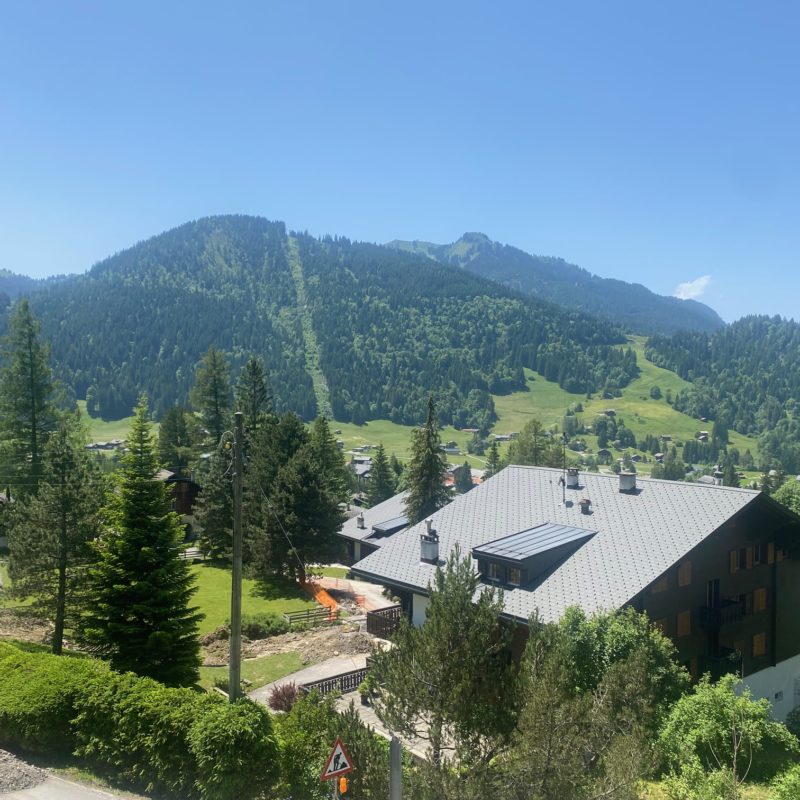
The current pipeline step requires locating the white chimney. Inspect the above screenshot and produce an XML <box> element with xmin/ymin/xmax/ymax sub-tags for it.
<box><xmin>566</xmin><ymin>467</ymin><xmax>579</xmax><ymax>489</ymax></box>
<box><xmin>619</xmin><ymin>471</ymin><xmax>637</xmax><ymax>493</ymax></box>
<box><xmin>420</xmin><ymin>519</ymin><xmax>440</xmax><ymax>564</ymax></box>
<box><xmin>714</xmin><ymin>468</ymin><xmax>724</xmax><ymax>487</ymax></box>
<box><xmin>579</xmin><ymin>498</ymin><xmax>592</xmax><ymax>515</ymax></box>
<box><xmin>357</xmin><ymin>512</ymin><xmax>365</xmax><ymax>529</ymax></box>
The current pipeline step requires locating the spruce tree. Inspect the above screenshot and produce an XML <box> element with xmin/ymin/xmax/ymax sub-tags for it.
<box><xmin>8</xmin><ymin>414</ymin><xmax>105</xmax><ymax>654</ymax></box>
<box><xmin>80</xmin><ymin>398</ymin><xmax>202</xmax><ymax>686</ymax></box>
<box><xmin>404</xmin><ymin>396</ymin><xmax>450</xmax><ymax>524</ymax></box>
<box><xmin>190</xmin><ymin>346</ymin><xmax>231</xmax><ymax>445</ymax></box>
<box><xmin>455</xmin><ymin>460</ymin><xmax>474</xmax><ymax>494</ymax></box>
<box><xmin>309</xmin><ymin>416</ymin><xmax>350</xmax><ymax>504</ymax></box>
<box><xmin>484</xmin><ymin>440</ymin><xmax>502</xmax><ymax>479</ymax></box>
<box><xmin>0</xmin><ymin>299</ymin><xmax>57</xmax><ymax>492</ymax></box>
<box><xmin>195</xmin><ymin>447</ymin><xmax>233</xmax><ymax>560</ymax></box>
<box><xmin>366</xmin><ymin>443</ymin><xmax>395</xmax><ymax>507</ymax></box>
<box><xmin>235</xmin><ymin>355</ymin><xmax>273</xmax><ymax>434</ymax></box>
<box><xmin>157</xmin><ymin>405</ymin><xmax>196</xmax><ymax>473</ymax></box>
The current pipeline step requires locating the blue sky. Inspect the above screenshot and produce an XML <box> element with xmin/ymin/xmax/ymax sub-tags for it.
<box><xmin>1</xmin><ymin>2</ymin><xmax>798</xmax><ymax>322</ymax></box>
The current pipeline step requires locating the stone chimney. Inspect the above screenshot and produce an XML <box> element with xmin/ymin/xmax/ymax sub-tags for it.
<box><xmin>420</xmin><ymin>519</ymin><xmax>439</xmax><ymax>564</ymax></box>
<box><xmin>356</xmin><ymin>512</ymin><xmax>365</xmax><ymax>529</ymax></box>
<box><xmin>619</xmin><ymin>471</ymin><xmax>637</xmax><ymax>494</ymax></box>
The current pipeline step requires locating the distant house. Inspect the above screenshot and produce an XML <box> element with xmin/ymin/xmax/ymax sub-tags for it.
<box><xmin>630</xmin><ymin>454</ymin><xmax>642</xmax><ymax>463</ymax></box>
<box><xmin>604</xmin><ymin>409</ymin><xmax>616</xmax><ymax>417</ymax></box>
<box><xmin>156</xmin><ymin>471</ymin><xmax>201</xmax><ymax>539</ymax></box>
<box><xmin>337</xmin><ymin>492</ymin><xmax>409</xmax><ymax>564</ymax></box>
<box><xmin>596</xmin><ymin>448</ymin><xmax>612</xmax><ymax>464</ymax></box>
<box><xmin>439</xmin><ymin>445</ymin><xmax>461</xmax><ymax>456</ymax></box>
<box><xmin>660</xmin><ymin>434</ymin><xmax>673</xmax><ymax>443</ymax></box>
<box><xmin>350</xmin><ymin>466</ymin><xmax>800</xmax><ymax>720</ymax></box>
<box><xmin>493</xmin><ymin>434</ymin><xmax>511</xmax><ymax>442</ymax></box>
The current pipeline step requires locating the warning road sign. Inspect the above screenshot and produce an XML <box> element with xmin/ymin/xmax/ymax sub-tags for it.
<box><xmin>321</xmin><ymin>736</ymin><xmax>354</xmax><ymax>780</ymax></box>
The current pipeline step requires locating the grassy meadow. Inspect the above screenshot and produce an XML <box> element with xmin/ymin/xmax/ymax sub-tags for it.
<box><xmin>198</xmin><ymin>650</ymin><xmax>303</xmax><ymax>691</ymax></box>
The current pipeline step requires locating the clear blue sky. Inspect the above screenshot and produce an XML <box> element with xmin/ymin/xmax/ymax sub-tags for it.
<box><xmin>1</xmin><ymin>1</ymin><xmax>798</xmax><ymax>322</ymax></box>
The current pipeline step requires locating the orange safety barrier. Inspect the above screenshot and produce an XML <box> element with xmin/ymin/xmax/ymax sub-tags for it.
<box><xmin>301</xmin><ymin>580</ymin><xmax>339</xmax><ymax>620</ymax></box>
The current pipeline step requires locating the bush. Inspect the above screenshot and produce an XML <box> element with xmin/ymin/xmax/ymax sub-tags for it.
<box><xmin>237</xmin><ymin>612</ymin><xmax>290</xmax><ymax>640</ymax></box>
<box><xmin>0</xmin><ymin>641</ymin><xmax>109</xmax><ymax>754</ymax></box>
<box><xmin>0</xmin><ymin>642</ymin><xmax>279</xmax><ymax>800</ymax></box>
<box><xmin>771</xmin><ymin>763</ymin><xmax>800</xmax><ymax>800</ymax></box>
<box><xmin>785</xmin><ymin>706</ymin><xmax>800</xmax><ymax>738</ymax></box>
<box><xmin>268</xmin><ymin>682</ymin><xmax>299</xmax><ymax>712</ymax></box>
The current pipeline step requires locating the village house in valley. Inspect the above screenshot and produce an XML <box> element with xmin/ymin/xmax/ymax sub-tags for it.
<box><xmin>347</xmin><ymin>466</ymin><xmax>800</xmax><ymax>720</ymax></box>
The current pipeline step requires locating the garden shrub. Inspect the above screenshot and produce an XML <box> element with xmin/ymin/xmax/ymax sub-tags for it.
<box><xmin>785</xmin><ymin>705</ymin><xmax>800</xmax><ymax>738</ymax></box>
<box><xmin>268</xmin><ymin>681</ymin><xmax>299</xmax><ymax>712</ymax></box>
<box><xmin>236</xmin><ymin>612</ymin><xmax>290</xmax><ymax>640</ymax></box>
<box><xmin>771</xmin><ymin>763</ymin><xmax>800</xmax><ymax>800</ymax></box>
<box><xmin>0</xmin><ymin>643</ymin><xmax>279</xmax><ymax>800</ymax></box>
<box><xmin>0</xmin><ymin>641</ymin><xmax>108</xmax><ymax>754</ymax></box>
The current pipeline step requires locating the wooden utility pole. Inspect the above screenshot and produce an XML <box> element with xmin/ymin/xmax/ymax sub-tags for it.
<box><xmin>229</xmin><ymin>411</ymin><xmax>244</xmax><ymax>701</ymax></box>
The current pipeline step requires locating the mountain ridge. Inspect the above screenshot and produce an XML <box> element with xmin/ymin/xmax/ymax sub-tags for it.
<box><xmin>387</xmin><ymin>233</ymin><xmax>725</xmax><ymax>336</ymax></box>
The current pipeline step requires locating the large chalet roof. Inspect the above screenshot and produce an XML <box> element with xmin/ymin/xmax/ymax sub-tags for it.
<box><xmin>351</xmin><ymin>466</ymin><xmax>760</xmax><ymax>623</ymax></box>
<box><xmin>339</xmin><ymin>492</ymin><xmax>409</xmax><ymax>544</ymax></box>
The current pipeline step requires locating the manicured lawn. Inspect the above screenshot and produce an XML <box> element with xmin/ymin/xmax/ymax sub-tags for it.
<box><xmin>198</xmin><ymin>650</ymin><xmax>303</xmax><ymax>691</ymax></box>
<box><xmin>312</xmin><ymin>566</ymin><xmax>349</xmax><ymax>579</ymax></box>
<box><xmin>191</xmin><ymin>562</ymin><xmax>316</xmax><ymax>635</ymax></box>
<box><xmin>0</xmin><ymin>562</ymin><xmax>32</xmax><ymax>608</ymax></box>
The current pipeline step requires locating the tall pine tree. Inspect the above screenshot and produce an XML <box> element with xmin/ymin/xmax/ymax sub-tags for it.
<box><xmin>0</xmin><ymin>299</ymin><xmax>57</xmax><ymax>493</ymax></box>
<box><xmin>404</xmin><ymin>396</ymin><xmax>450</xmax><ymax>524</ymax></box>
<box><xmin>366</xmin><ymin>443</ymin><xmax>395</xmax><ymax>507</ymax></box>
<box><xmin>484</xmin><ymin>440</ymin><xmax>502</xmax><ymax>479</ymax></box>
<box><xmin>195</xmin><ymin>447</ymin><xmax>233</xmax><ymax>561</ymax></box>
<box><xmin>309</xmin><ymin>416</ymin><xmax>350</xmax><ymax>504</ymax></box>
<box><xmin>8</xmin><ymin>414</ymin><xmax>105</xmax><ymax>654</ymax></box>
<box><xmin>80</xmin><ymin>397</ymin><xmax>202</xmax><ymax>686</ymax></box>
<box><xmin>191</xmin><ymin>346</ymin><xmax>231</xmax><ymax>445</ymax></box>
<box><xmin>235</xmin><ymin>355</ymin><xmax>273</xmax><ymax>434</ymax></box>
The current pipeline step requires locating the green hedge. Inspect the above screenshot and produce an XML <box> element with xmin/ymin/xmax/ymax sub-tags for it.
<box><xmin>0</xmin><ymin>642</ymin><xmax>279</xmax><ymax>799</ymax></box>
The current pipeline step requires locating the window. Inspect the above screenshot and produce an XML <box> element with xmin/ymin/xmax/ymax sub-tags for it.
<box><xmin>508</xmin><ymin>567</ymin><xmax>521</xmax><ymax>586</ymax></box>
<box><xmin>754</xmin><ymin>587</ymin><xmax>767</xmax><ymax>612</ymax></box>
<box><xmin>754</xmin><ymin>543</ymin><xmax>767</xmax><ymax>565</ymax></box>
<box><xmin>745</xmin><ymin>547</ymin><xmax>754</xmax><ymax>569</ymax></box>
<box><xmin>753</xmin><ymin>632</ymin><xmax>767</xmax><ymax>657</ymax></box>
<box><xmin>651</xmin><ymin>575</ymin><xmax>668</xmax><ymax>594</ymax></box>
<box><xmin>488</xmin><ymin>562</ymin><xmax>501</xmax><ymax>581</ymax></box>
<box><xmin>729</xmin><ymin>549</ymin><xmax>739</xmax><ymax>574</ymax></box>
<box><xmin>678</xmin><ymin>560</ymin><xmax>692</xmax><ymax>587</ymax></box>
<box><xmin>677</xmin><ymin>610</ymin><xmax>692</xmax><ymax>637</ymax></box>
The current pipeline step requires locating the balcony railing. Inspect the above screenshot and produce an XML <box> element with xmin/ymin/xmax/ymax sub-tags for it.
<box><xmin>698</xmin><ymin>600</ymin><xmax>744</xmax><ymax>630</ymax></box>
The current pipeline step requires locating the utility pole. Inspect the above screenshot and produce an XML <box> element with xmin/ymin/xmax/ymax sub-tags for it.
<box><xmin>229</xmin><ymin>411</ymin><xmax>244</xmax><ymax>701</ymax></box>
<box><xmin>390</xmin><ymin>736</ymin><xmax>402</xmax><ymax>800</ymax></box>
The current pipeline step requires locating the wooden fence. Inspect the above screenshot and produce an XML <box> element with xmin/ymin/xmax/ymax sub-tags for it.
<box><xmin>283</xmin><ymin>606</ymin><xmax>339</xmax><ymax>626</ymax></box>
<box><xmin>366</xmin><ymin>604</ymin><xmax>403</xmax><ymax>638</ymax></box>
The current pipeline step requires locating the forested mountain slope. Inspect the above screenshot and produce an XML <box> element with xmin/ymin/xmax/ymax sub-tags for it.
<box><xmin>646</xmin><ymin>316</ymin><xmax>800</xmax><ymax>471</ymax></box>
<box><xmin>388</xmin><ymin>233</ymin><xmax>724</xmax><ymax>336</ymax></box>
<box><xmin>8</xmin><ymin>215</ymin><xmax>639</xmax><ymax>426</ymax></box>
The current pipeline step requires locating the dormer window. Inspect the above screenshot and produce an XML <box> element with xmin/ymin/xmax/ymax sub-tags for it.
<box><xmin>473</xmin><ymin>522</ymin><xmax>597</xmax><ymax>590</ymax></box>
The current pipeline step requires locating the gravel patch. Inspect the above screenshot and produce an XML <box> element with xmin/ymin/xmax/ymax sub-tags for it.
<box><xmin>0</xmin><ymin>749</ymin><xmax>46</xmax><ymax>794</ymax></box>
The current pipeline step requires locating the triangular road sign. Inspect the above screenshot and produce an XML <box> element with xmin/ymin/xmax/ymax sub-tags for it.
<box><xmin>321</xmin><ymin>736</ymin><xmax>354</xmax><ymax>780</ymax></box>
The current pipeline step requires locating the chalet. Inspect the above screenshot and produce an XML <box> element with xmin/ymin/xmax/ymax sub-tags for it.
<box><xmin>338</xmin><ymin>492</ymin><xmax>409</xmax><ymax>564</ymax></box>
<box><xmin>155</xmin><ymin>470</ymin><xmax>202</xmax><ymax>539</ymax></box>
<box><xmin>596</xmin><ymin>448</ymin><xmax>612</xmax><ymax>464</ymax></box>
<box><xmin>350</xmin><ymin>466</ymin><xmax>800</xmax><ymax>720</ymax></box>
<box><xmin>604</xmin><ymin>409</ymin><xmax>617</xmax><ymax>417</ymax></box>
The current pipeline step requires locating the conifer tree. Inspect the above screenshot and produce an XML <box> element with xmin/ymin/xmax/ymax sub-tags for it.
<box><xmin>195</xmin><ymin>447</ymin><xmax>233</xmax><ymax>560</ymax></box>
<box><xmin>8</xmin><ymin>414</ymin><xmax>105</xmax><ymax>654</ymax></box>
<box><xmin>484</xmin><ymin>440</ymin><xmax>502</xmax><ymax>479</ymax></box>
<box><xmin>235</xmin><ymin>355</ymin><xmax>273</xmax><ymax>434</ymax></box>
<box><xmin>404</xmin><ymin>396</ymin><xmax>450</xmax><ymax>524</ymax></box>
<box><xmin>0</xmin><ymin>299</ymin><xmax>57</xmax><ymax>492</ymax></box>
<box><xmin>455</xmin><ymin>460</ymin><xmax>474</xmax><ymax>494</ymax></box>
<box><xmin>157</xmin><ymin>405</ymin><xmax>196</xmax><ymax>473</ymax></box>
<box><xmin>366</xmin><ymin>443</ymin><xmax>395</xmax><ymax>507</ymax></box>
<box><xmin>309</xmin><ymin>416</ymin><xmax>350</xmax><ymax>504</ymax></box>
<box><xmin>80</xmin><ymin>397</ymin><xmax>202</xmax><ymax>686</ymax></box>
<box><xmin>191</xmin><ymin>346</ymin><xmax>231</xmax><ymax>445</ymax></box>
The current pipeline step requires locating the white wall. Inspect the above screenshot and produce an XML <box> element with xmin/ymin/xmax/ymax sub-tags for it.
<box><xmin>743</xmin><ymin>653</ymin><xmax>800</xmax><ymax>721</ymax></box>
<box><xmin>412</xmin><ymin>593</ymin><xmax>430</xmax><ymax>627</ymax></box>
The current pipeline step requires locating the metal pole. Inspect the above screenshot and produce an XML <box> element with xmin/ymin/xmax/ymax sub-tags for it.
<box><xmin>229</xmin><ymin>412</ymin><xmax>244</xmax><ymax>701</ymax></box>
<box><xmin>390</xmin><ymin>736</ymin><xmax>402</xmax><ymax>800</ymax></box>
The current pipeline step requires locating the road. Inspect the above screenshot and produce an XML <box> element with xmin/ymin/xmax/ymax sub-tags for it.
<box><xmin>2</xmin><ymin>775</ymin><xmax>123</xmax><ymax>800</ymax></box>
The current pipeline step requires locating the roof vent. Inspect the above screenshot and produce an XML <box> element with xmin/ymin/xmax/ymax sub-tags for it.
<box><xmin>713</xmin><ymin>468</ymin><xmax>724</xmax><ymax>487</ymax></box>
<box><xmin>420</xmin><ymin>519</ymin><xmax>439</xmax><ymax>564</ymax></box>
<box><xmin>566</xmin><ymin>467</ymin><xmax>579</xmax><ymax>489</ymax></box>
<box><xmin>579</xmin><ymin>498</ymin><xmax>592</xmax><ymax>514</ymax></box>
<box><xmin>356</xmin><ymin>512</ymin><xmax>365</xmax><ymax>529</ymax></box>
<box><xmin>619</xmin><ymin>471</ymin><xmax>637</xmax><ymax>494</ymax></box>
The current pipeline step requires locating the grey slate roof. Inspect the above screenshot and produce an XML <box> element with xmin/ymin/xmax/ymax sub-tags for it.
<box><xmin>473</xmin><ymin>522</ymin><xmax>597</xmax><ymax>562</ymax></box>
<box><xmin>338</xmin><ymin>492</ymin><xmax>409</xmax><ymax>544</ymax></box>
<box><xmin>351</xmin><ymin>466</ymin><xmax>759</xmax><ymax>623</ymax></box>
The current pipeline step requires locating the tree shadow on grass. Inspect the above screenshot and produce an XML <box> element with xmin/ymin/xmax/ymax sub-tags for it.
<box><xmin>250</xmin><ymin>574</ymin><xmax>307</xmax><ymax>602</ymax></box>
